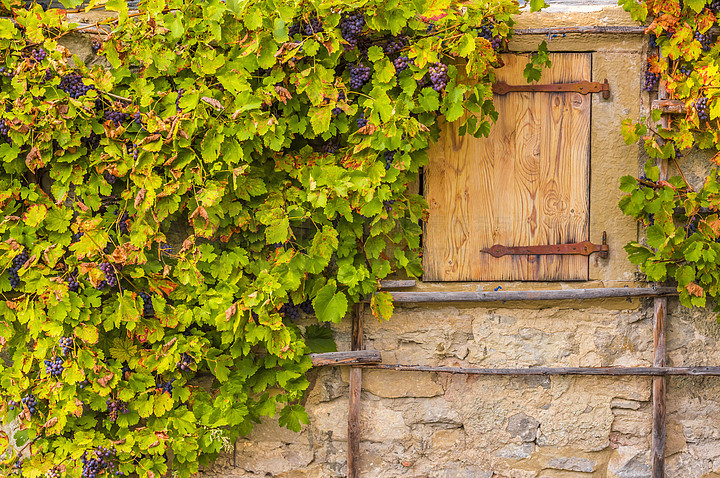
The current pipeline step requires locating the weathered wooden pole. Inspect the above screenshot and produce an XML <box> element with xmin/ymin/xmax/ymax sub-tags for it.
<box><xmin>347</xmin><ymin>303</ymin><xmax>363</xmax><ymax>478</ymax></box>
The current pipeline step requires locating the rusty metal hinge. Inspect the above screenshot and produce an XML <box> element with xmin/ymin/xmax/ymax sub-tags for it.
<box><xmin>492</xmin><ymin>79</ymin><xmax>610</xmax><ymax>100</ymax></box>
<box><xmin>481</xmin><ymin>232</ymin><xmax>609</xmax><ymax>259</ymax></box>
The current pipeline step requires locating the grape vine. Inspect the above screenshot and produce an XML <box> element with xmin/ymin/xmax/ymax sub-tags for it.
<box><xmin>0</xmin><ymin>0</ymin><xmax>521</xmax><ymax>476</ymax></box>
<box><xmin>619</xmin><ymin>0</ymin><xmax>720</xmax><ymax>310</ymax></box>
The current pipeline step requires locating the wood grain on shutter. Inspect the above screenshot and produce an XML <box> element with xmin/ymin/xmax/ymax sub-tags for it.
<box><xmin>424</xmin><ymin>53</ymin><xmax>591</xmax><ymax>281</ymax></box>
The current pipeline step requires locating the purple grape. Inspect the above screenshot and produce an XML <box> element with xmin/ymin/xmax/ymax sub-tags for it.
<box><xmin>695</xmin><ymin>96</ymin><xmax>709</xmax><ymax>122</ymax></box>
<box><xmin>279</xmin><ymin>299</ymin><xmax>301</xmax><ymax>320</ymax></box>
<box><xmin>429</xmin><ymin>63</ymin><xmax>448</xmax><ymax>92</ymax></box>
<box><xmin>643</xmin><ymin>67</ymin><xmax>659</xmax><ymax>92</ymax></box>
<box><xmin>59</xmin><ymin>73</ymin><xmax>94</xmax><ymax>99</ymax></box>
<box><xmin>177</xmin><ymin>352</ymin><xmax>194</xmax><ymax>372</ymax></box>
<box><xmin>340</xmin><ymin>12</ymin><xmax>365</xmax><ymax>48</ymax></box>
<box><xmin>349</xmin><ymin>62</ymin><xmax>371</xmax><ymax>89</ymax></box>
<box><xmin>44</xmin><ymin>356</ymin><xmax>64</xmax><ymax>377</ymax></box>
<box><xmin>59</xmin><ymin>336</ymin><xmax>74</xmax><ymax>355</ymax></box>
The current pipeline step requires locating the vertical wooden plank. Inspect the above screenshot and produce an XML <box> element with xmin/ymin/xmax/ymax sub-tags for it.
<box><xmin>347</xmin><ymin>303</ymin><xmax>363</xmax><ymax>478</ymax></box>
<box><xmin>652</xmin><ymin>297</ymin><xmax>666</xmax><ymax>478</ymax></box>
<box><xmin>424</xmin><ymin>53</ymin><xmax>591</xmax><ymax>281</ymax></box>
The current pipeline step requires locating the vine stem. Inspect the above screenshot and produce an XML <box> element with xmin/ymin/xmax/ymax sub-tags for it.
<box><xmin>672</xmin><ymin>156</ymin><xmax>694</xmax><ymax>192</ymax></box>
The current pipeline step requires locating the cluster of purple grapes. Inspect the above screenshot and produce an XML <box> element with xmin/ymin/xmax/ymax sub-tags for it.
<box><xmin>118</xmin><ymin>211</ymin><xmax>130</xmax><ymax>235</ymax></box>
<box><xmin>332</xmin><ymin>91</ymin><xmax>345</xmax><ymax>115</ymax></box>
<box><xmin>156</xmin><ymin>377</ymin><xmax>174</xmax><ymax>395</ymax></box>
<box><xmin>104</xmin><ymin>109</ymin><xmax>128</xmax><ymax>127</ymax></box>
<box><xmin>71</xmin><ymin>232</ymin><xmax>84</xmax><ymax>242</ymax></box>
<box><xmin>383</xmin><ymin>200</ymin><xmax>395</xmax><ymax>212</ymax></box>
<box><xmin>649</xmin><ymin>34</ymin><xmax>657</xmax><ymax>49</ymax></box>
<box><xmin>0</xmin><ymin>119</ymin><xmax>10</xmax><ymax>144</ymax></box>
<box><xmin>8</xmin><ymin>248</ymin><xmax>29</xmax><ymax>289</ymax></box>
<box><xmin>643</xmin><ymin>67</ymin><xmax>659</xmax><ymax>92</ymax></box>
<box><xmin>125</xmin><ymin>141</ymin><xmax>138</xmax><ymax>160</ymax></box>
<box><xmin>59</xmin><ymin>73</ymin><xmax>94</xmax><ymax>99</ymax></box>
<box><xmin>694</xmin><ymin>96</ymin><xmax>709</xmax><ymax>121</ymax></box>
<box><xmin>140</xmin><ymin>292</ymin><xmax>154</xmax><ymax>317</ymax></box>
<box><xmin>349</xmin><ymin>62</ymin><xmax>371</xmax><ymax>89</ymax></box>
<box><xmin>176</xmin><ymin>88</ymin><xmax>185</xmax><ymax>112</ymax></box>
<box><xmin>59</xmin><ymin>336</ymin><xmax>74</xmax><ymax>355</ymax></box>
<box><xmin>299</xmin><ymin>299</ymin><xmax>314</xmax><ymax>315</ymax></box>
<box><xmin>384</xmin><ymin>36</ymin><xmax>407</xmax><ymax>55</ymax></box>
<box><xmin>104</xmin><ymin>171</ymin><xmax>117</xmax><ymax>184</ymax></box>
<box><xmin>82</xmin><ymin>131</ymin><xmax>100</xmax><ymax>151</ymax></box>
<box><xmin>81</xmin><ymin>446</ymin><xmax>119</xmax><ymax>478</ymax></box>
<box><xmin>9</xmin><ymin>394</ymin><xmax>37</xmax><ymax>415</ymax></box>
<box><xmin>289</xmin><ymin>15</ymin><xmax>323</xmax><ymax>36</ymax></box>
<box><xmin>46</xmin><ymin>467</ymin><xmax>60</xmax><ymax>478</ymax></box>
<box><xmin>357</xmin><ymin>112</ymin><xmax>367</xmax><ymax>128</ymax></box>
<box><xmin>67</xmin><ymin>269</ymin><xmax>80</xmax><ymax>292</ymax></box>
<box><xmin>91</xmin><ymin>39</ymin><xmax>102</xmax><ymax>53</ymax></box>
<box><xmin>98</xmin><ymin>262</ymin><xmax>117</xmax><ymax>288</ymax></box>
<box><xmin>678</xmin><ymin>63</ymin><xmax>692</xmax><ymax>76</ymax></box>
<box><xmin>44</xmin><ymin>356</ymin><xmax>64</xmax><ymax>378</ymax></box>
<box><xmin>340</xmin><ymin>12</ymin><xmax>365</xmax><ymax>48</ymax></box>
<box><xmin>429</xmin><ymin>63</ymin><xmax>448</xmax><ymax>92</ymax></box>
<box><xmin>105</xmin><ymin>398</ymin><xmax>128</xmax><ymax>422</ymax></box>
<box><xmin>280</xmin><ymin>300</ymin><xmax>301</xmax><ymax>320</ymax></box>
<box><xmin>695</xmin><ymin>31</ymin><xmax>712</xmax><ymax>52</ymax></box>
<box><xmin>177</xmin><ymin>352</ymin><xmax>194</xmax><ymax>372</ymax></box>
<box><xmin>394</xmin><ymin>56</ymin><xmax>410</xmax><ymax>76</ymax></box>
<box><xmin>29</xmin><ymin>48</ymin><xmax>46</xmax><ymax>63</ymax></box>
<box><xmin>477</xmin><ymin>25</ymin><xmax>503</xmax><ymax>50</ymax></box>
<box><xmin>40</xmin><ymin>68</ymin><xmax>54</xmax><ymax>84</ymax></box>
<box><xmin>133</xmin><ymin>111</ymin><xmax>142</xmax><ymax>125</ymax></box>
<box><xmin>0</xmin><ymin>66</ymin><xmax>14</xmax><ymax>78</ymax></box>
<box><xmin>686</xmin><ymin>218</ymin><xmax>699</xmax><ymax>237</ymax></box>
<box><xmin>321</xmin><ymin>139</ymin><xmax>338</xmax><ymax>154</ymax></box>
<box><xmin>384</xmin><ymin>150</ymin><xmax>395</xmax><ymax>170</ymax></box>
<box><xmin>160</xmin><ymin>243</ymin><xmax>172</xmax><ymax>256</ymax></box>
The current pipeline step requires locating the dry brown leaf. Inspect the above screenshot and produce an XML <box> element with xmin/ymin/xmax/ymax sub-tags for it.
<box><xmin>180</xmin><ymin>236</ymin><xmax>194</xmax><ymax>253</ymax></box>
<box><xmin>225</xmin><ymin>302</ymin><xmax>237</xmax><ymax>321</ymax></box>
<box><xmin>201</xmin><ymin>96</ymin><xmax>224</xmax><ymax>111</ymax></box>
<box><xmin>275</xmin><ymin>86</ymin><xmax>292</xmax><ymax>104</ymax></box>
<box><xmin>25</xmin><ymin>146</ymin><xmax>44</xmax><ymax>172</ymax></box>
<box><xmin>162</xmin><ymin>337</ymin><xmax>177</xmax><ymax>354</ymax></box>
<box><xmin>97</xmin><ymin>372</ymin><xmax>114</xmax><ymax>387</ymax></box>
<box><xmin>42</xmin><ymin>417</ymin><xmax>58</xmax><ymax>429</ymax></box>
<box><xmin>686</xmin><ymin>282</ymin><xmax>704</xmax><ymax>297</ymax></box>
<box><xmin>189</xmin><ymin>206</ymin><xmax>209</xmax><ymax>226</ymax></box>
<box><xmin>134</xmin><ymin>188</ymin><xmax>147</xmax><ymax>208</ymax></box>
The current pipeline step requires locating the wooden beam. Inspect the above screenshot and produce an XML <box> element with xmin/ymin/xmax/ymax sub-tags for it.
<box><xmin>513</xmin><ymin>26</ymin><xmax>646</xmax><ymax>35</ymax></box>
<box><xmin>652</xmin><ymin>99</ymin><xmax>686</xmax><ymax>115</ymax></box>
<box><xmin>347</xmin><ymin>304</ymin><xmax>363</xmax><ymax>478</ymax></box>
<box><xmin>354</xmin><ymin>363</ymin><xmax>720</xmax><ymax>377</ymax></box>
<box><xmin>379</xmin><ymin>279</ymin><xmax>417</xmax><ymax>289</ymax></box>
<box><xmin>387</xmin><ymin>287</ymin><xmax>678</xmax><ymax>303</ymax></box>
<box><xmin>653</xmin><ymin>298</ymin><xmax>667</xmax><ymax>478</ymax></box>
<box><xmin>310</xmin><ymin>350</ymin><xmax>382</xmax><ymax>367</ymax></box>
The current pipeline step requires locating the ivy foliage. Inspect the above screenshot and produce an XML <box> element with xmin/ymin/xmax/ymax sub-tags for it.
<box><xmin>619</xmin><ymin>0</ymin><xmax>720</xmax><ymax>309</ymax></box>
<box><xmin>0</xmin><ymin>0</ymin><xmax>519</xmax><ymax>475</ymax></box>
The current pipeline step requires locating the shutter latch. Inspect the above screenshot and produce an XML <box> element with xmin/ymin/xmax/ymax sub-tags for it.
<box><xmin>492</xmin><ymin>79</ymin><xmax>611</xmax><ymax>100</ymax></box>
<box><xmin>481</xmin><ymin>232</ymin><xmax>609</xmax><ymax>259</ymax></box>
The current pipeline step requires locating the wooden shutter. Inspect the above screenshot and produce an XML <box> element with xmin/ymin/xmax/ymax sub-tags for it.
<box><xmin>423</xmin><ymin>53</ymin><xmax>591</xmax><ymax>281</ymax></box>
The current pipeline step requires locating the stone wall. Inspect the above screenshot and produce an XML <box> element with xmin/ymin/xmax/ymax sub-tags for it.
<box><xmin>198</xmin><ymin>298</ymin><xmax>720</xmax><ymax>478</ymax></box>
